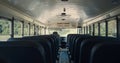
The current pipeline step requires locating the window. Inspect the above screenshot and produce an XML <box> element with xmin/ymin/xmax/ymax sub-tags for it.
<box><xmin>24</xmin><ymin>23</ymin><xmax>29</xmax><ymax>36</ymax></box>
<box><xmin>49</xmin><ymin>28</ymin><xmax>77</xmax><ymax>37</ymax></box>
<box><xmin>39</xmin><ymin>26</ymin><xmax>45</xmax><ymax>35</ymax></box>
<box><xmin>34</xmin><ymin>26</ymin><xmax>39</xmax><ymax>35</ymax></box>
<box><xmin>82</xmin><ymin>27</ymin><xmax>84</xmax><ymax>34</ymax></box>
<box><xmin>39</xmin><ymin>26</ymin><xmax>42</xmax><ymax>35</ymax></box>
<box><xmin>87</xmin><ymin>26</ymin><xmax>89</xmax><ymax>34</ymax></box>
<box><xmin>14</xmin><ymin>20</ymin><xmax>22</xmax><ymax>38</ymax></box>
<box><xmin>41</xmin><ymin>27</ymin><xmax>45</xmax><ymax>35</ymax></box>
<box><xmin>100</xmin><ymin>22</ymin><xmax>106</xmax><ymax>36</ymax></box>
<box><xmin>108</xmin><ymin>19</ymin><xmax>117</xmax><ymax>37</ymax></box>
<box><xmin>84</xmin><ymin>27</ymin><xmax>86</xmax><ymax>34</ymax></box>
<box><xmin>30</xmin><ymin>25</ymin><xmax>34</xmax><ymax>36</ymax></box>
<box><xmin>94</xmin><ymin>23</ymin><xmax>98</xmax><ymax>36</ymax></box>
<box><xmin>79</xmin><ymin>28</ymin><xmax>83</xmax><ymax>34</ymax></box>
<box><xmin>89</xmin><ymin>25</ymin><xmax>93</xmax><ymax>35</ymax></box>
<box><xmin>0</xmin><ymin>19</ymin><xmax>11</xmax><ymax>41</ymax></box>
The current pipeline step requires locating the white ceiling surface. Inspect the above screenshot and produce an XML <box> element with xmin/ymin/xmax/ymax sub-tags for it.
<box><xmin>1</xmin><ymin>0</ymin><xmax>120</xmax><ymax>28</ymax></box>
<box><xmin>6</xmin><ymin>0</ymin><xmax>85</xmax><ymax>22</ymax></box>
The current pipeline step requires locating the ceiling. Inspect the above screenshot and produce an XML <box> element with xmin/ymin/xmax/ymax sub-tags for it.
<box><xmin>0</xmin><ymin>0</ymin><xmax>120</xmax><ymax>28</ymax></box>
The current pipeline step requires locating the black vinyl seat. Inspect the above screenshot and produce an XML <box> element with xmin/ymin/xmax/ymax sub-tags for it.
<box><xmin>0</xmin><ymin>41</ymin><xmax>46</xmax><ymax>63</ymax></box>
<box><xmin>67</xmin><ymin>34</ymin><xmax>77</xmax><ymax>53</ymax></box>
<box><xmin>73</xmin><ymin>35</ymin><xmax>91</xmax><ymax>63</ymax></box>
<box><xmin>79</xmin><ymin>37</ymin><xmax>118</xmax><ymax>63</ymax></box>
<box><xmin>67</xmin><ymin>34</ymin><xmax>79</xmax><ymax>53</ymax></box>
<box><xmin>8</xmin><ymin>36</ymin><xmax>54</xmax><ymax>63</ymax></box>
<box><xmin>72</xmin><ymin>35</ymin><xmax>88</xmax><ymax>58</ymax></box>
<box><xmin>90</xmin><ymin>42</ymin><xmax>120</xmax><ymax>63</ymax></box>
<box><xmin>67</xmin><ymin>34</ymin><xmax>90</xmax><ymax>62</ymax></box>
<box><xmin>40</xmin><ymin>35</ymin><xmax>57</xmax><ymax>61</ymax></box>
<box><xmin>67</xmin><ymin>34</ymin><xmax>83</xmax><ymax>55</ymax></box>
<box><xmin>24</xmin><ymin>35</ymin><xmax>57</xmax><ymax>62</ymax></box>
<box><xmin>50</xmin><ymin>35</ymin><xmax>59</xmax><ymax>53</ymax></box>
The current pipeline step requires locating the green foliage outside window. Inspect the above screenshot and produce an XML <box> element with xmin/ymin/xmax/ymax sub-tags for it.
<box><xmin>94</xmin><ymin>23</ymin><xmax>98</xmax><ymax>36</ymax></box>
<box><xmin>0</xmin><ymin>19</ymin><xmax>10</xmax><ymax>40</ymax></box>
<box><xmin>100</xmin><ymin>22</ymin><xmax>106</xmax><ymax>36</ymax></box>
<box><xmin>24</xmin><ymin>23</ymin><xmax>29</xmax><ymax>36</ymax></box>
<box><xmin>0</xmin><ymin>20</ymin><xmax>10</xmax><ymax>35</ymax></box>
<box><xmin>108</xmin><ymin>20</ymin><xmax>117</xmax><ymax>37</ymax></box>
<box><xmin>14</xmin><ymin>21</ymin><xmax>22</xmax><ymax>36</ymax></box>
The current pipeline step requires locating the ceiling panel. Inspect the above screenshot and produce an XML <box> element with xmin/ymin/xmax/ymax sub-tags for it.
<box><xmin>0</xmin><ymin>0</ymin><xmax>120</xmax><ymax>28</ymax></box>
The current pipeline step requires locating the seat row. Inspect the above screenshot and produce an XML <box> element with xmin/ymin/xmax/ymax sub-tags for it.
<box><xmin>67</xmin><ymin>34</ymin><xmax>120</xmax><ymax>63</ymax></box>
<box><xmin>0</xmin><ymin>35</ymin><xmax>59</xmax><ymax>63</ymax></box>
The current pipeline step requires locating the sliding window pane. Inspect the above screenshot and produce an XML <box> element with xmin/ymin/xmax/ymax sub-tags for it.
<box><xmin>94</xmin><ymin>23</ymin><xmax>98</xmax><ymax>36</ymax></box>
<box><xmin>14</xmin><ymin>21</ymin><xmax>22</xmax><ymax>38</ymax></box>
<box><xmin>30</xmin><ymin>25</ymin><xmax>34</xmax><ymax>36</ymax></box>
<box><xmin>100</xmin><ymin>22</ymin><xmax>106</xmax><ymax>36</ymax></box>
<box><xmin>24</xmin><ymin>23</ymin><xmax>29</xmax><ymax>36</ymax></box>
<box><xmin>108</xmin><ymin>19</ymin><xmax>117</xmax><ymax>37</ymax></box>
<box><xmin>86</xmin><ymin>26</ymin><xmax>89</xmax><ymax>34</ymax></box>
<box><xmin>49</xmin><ymin>28</ymin><xmax>77</xmax><ymax>37</ymax></box>
<box><xmin>82</xmin><ymin>27</ymin><xmax>84</xmax><ymax>34</ymax></box>
<box><xmin>79</xmin><ymin>28</ymin><xmax>82</xmax><ymax>34</ymax></box>
<box><xmin>84</xmin><ymin>27</ymin><xmax>86</xmax><ymax>34</ymax></box>
<box><xmin>89</xmin><ymin>25</ymin><xmax>93</xmax><ymax>35</ymax></box>
<box><xmin>0</xmin><ymin>19</ymin><xmax>10</xmax><ymax>41</ymax></box>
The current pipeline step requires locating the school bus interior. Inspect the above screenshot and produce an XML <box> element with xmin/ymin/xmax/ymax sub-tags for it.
<box><xmin>0</xmin><ymin>0</ymin><xmax>120</xmax><ymax>63</ymax></box>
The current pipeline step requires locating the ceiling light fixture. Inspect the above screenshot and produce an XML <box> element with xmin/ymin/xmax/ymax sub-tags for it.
<box><xmin>61</xmin><ymin>0</ymin><xmax>68</xmax><ymax>2</ymax></box>
<box><xmin>62</xmin><ymin>18</ymin><xmax>66</xmax><ymax>21</ymax></box>
<box><xmin>57</xmin><ymin>8</ymin><xmax>71</xmax><ymax>18</ymax></box>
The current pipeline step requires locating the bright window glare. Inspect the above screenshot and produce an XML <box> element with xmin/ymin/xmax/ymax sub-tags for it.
<box><xmin>49</xmin><ymin>28</ymin><xmax>77</xmax><ymax>37</ymax></box>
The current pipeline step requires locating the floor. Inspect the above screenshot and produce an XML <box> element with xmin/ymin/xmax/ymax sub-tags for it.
<box><xmin>59</xmin><ymin>48</ymin><xmax>69</xmax><ymax>63</ymax></box>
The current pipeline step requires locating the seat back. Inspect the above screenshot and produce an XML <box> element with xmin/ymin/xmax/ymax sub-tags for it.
<box><xmin>79</xmin><ymin>37</ymin><xmax>118</xmax><ymax>63</ymax></box>
<box><xmin>8</xmin><ymin>36</ymin><xmax>54</xmax><ymax>63</ymax></box>
<box><xmin>22</xmin><ymin>36</ymin><xmax>54</xmax><ymax>63</ymax></box>
<box><xmin>0</xmin><ymin>41</ymin><xmax>46</xmax><ymax>63</ymax></box>
<box><xmin>90</xmin><ymin>42</ymin><xmax>120</xmax><ymax>63</ymax></box>
<box><xmin>73</xmin><ymin>35</ymin><xmax>91</xmax><ymax>63</ymax></box>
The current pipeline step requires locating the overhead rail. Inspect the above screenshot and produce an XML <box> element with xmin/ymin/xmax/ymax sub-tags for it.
<box><xmin>83</xmin><ymin>5</ymin><xmax>120</xmax><ymax>26</ymax></box>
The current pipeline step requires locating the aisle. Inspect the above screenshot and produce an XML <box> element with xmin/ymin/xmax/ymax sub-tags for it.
<box><xmin>59</xmin><ymin>48</ymin><xmax>69</xmax><ymax>63</ymax></box>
